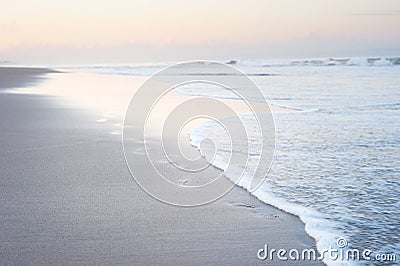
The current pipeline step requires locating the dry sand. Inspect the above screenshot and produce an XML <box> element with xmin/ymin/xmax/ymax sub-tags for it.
<box><xmin>0</xmin><ymin>67</ymin><xmax>323</xmax><ymax>265</ymax></box>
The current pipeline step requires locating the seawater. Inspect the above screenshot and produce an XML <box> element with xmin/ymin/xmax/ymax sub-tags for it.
<box><xmin>186</xmin><ymin>61</ymin><xmax>400</xmax><ymax>265</ymax></box>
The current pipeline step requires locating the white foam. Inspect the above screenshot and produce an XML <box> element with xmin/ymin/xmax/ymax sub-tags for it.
<box><xmin>189</xmin><ymin>118</ymin><xmax>352</xmax><ymax>266</ymax></box>
<box><xmin>228</xmin><ymin>57</ymin><xmax>399</xmax><ymax>68</ymax></box>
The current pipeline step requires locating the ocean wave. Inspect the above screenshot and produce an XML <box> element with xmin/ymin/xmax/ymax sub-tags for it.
<box><xmin>227</xmin><ymin>57</ymin><xmax>400</xmax><ymax>67</ymax></box>
<box><xmin>319</xmin><ymin>102</ymin><xmax>400</xmax><ymax>112</ymax></box>
<box><xmin>188</xmin><ymin>118</ymin><xmax>347</xmax><ymax>266</ymax></box>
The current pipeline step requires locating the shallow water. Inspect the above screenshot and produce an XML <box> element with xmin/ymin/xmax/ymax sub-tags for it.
<box><xmin>187</xmin><ymin>62</ymin><xmax>400</xmax><ymax>265</ymax></box>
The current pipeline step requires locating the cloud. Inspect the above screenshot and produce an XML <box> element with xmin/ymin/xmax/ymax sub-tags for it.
<box><xmin>1</xmin><ymin>35</ymin><xmax>400</xmax><ymax>65</ymax></box>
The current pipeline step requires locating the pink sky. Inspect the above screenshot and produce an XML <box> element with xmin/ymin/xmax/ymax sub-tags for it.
<box><xmin>1</xmin><ymin>0</ymin><xmax>399</xmax><ymax>64</ymax></box>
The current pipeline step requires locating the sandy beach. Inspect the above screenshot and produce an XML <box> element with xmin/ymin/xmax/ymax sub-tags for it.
<box><xmin>0</xmin><ymin>67</ymin><xmax>323</xmax><ymax>265</ymax></box>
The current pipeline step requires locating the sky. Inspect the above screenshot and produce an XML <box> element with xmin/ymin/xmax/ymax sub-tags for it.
<box><xmin>1</xmin><ymin>0</ymin><xmax>399</xmax><ymax>64</ymax></box>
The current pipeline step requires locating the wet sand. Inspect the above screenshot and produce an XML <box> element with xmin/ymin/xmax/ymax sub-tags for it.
<box><xmin>0</xmin><ymin>67</ymin><xmax>59</xmax><ymax>90</ymax></box>
<box><xmin>0</xmin><ymin>67</ymin><xmax>323</xmax><ymax>265</ymax></box>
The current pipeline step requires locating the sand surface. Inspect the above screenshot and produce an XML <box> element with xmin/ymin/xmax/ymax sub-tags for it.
<box><xmin>0</xmin><ymin>67</ymin><xmax>323</xmax><ymax>265</ymax></box>
<box><xmin>0</xmin><ymin>67</ymin><xmax>58</xmax><ymax>90</ymax></box>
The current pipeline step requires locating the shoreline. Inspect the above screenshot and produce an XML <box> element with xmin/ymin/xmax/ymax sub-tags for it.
<box><xmin>0</xmin><ymin>67</ymin><xmax>59</xmax><ymax>90</ymax></box>
<box><xmin>0</xmin><ymin>67</ymin><xmax>323</xmax><ymax>265</ymax></box>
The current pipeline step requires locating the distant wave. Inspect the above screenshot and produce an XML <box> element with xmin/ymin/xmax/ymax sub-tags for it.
<box><xmin>67</xmin><ymin>65</ymin><xmax>279</xmax><ymax>77</ymax></box>
<box><xmin>59</xmin><ymin>56</ymin><xmax>399</xmax><ymax>78</ymax></box>
<box><xmin>165</xmin><ymin>73</ymin><xmax>278</xmax><ymax>77</ymax></box>
<box><xmin>227</xmin><ymin>56</ymin><xmax>400</xmax><ymax>67</ymax></box>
